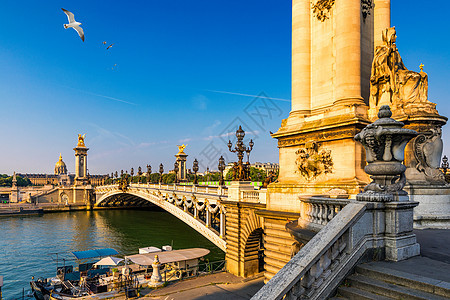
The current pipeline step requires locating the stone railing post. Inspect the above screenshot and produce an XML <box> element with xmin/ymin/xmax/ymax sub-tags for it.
<box><xmin>219</xmin><ymin>207</ymin><xmax>225</xmax><ymax>238</ymax></box>
<box><xmin>205</xmin><ymin>201</ymin><xmax>211</xmax><ymax>227</ymax></box>
<box><xmin>355</xmin><ymin>105</ymin><xmax>420</xmax><ymax>261</ymax></box>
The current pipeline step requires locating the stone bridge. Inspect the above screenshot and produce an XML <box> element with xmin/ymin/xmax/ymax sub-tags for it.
<box><xmin>94</xmin><ymin>182</ymin><xmax>285</xmax><ymax>278</ymax></box>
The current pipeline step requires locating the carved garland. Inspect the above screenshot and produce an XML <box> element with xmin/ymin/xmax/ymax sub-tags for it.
<box><xmin>311</xmin><ymin>0</ymin><xmax>335</xmax><ymax>22</ymax></box>
<box><xmin>361</xmin><ymin>0</ymin><xmax>374</xmax><ymax>21</ymax></box>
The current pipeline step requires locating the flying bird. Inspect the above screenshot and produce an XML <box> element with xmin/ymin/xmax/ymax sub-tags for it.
<box><xmin>106</xmin><ymin>43</ymin><xmax>114</xmax><ymax>50</ymax></box>
<box><xmin>103</xmin><ymin>41</ymin><xmax>107</xmax><ymax>45</ymax></box>
<box><xmin>61</xmin><ymin>8</ymin><xmax>84</xmax><ymax>42</ymax></box>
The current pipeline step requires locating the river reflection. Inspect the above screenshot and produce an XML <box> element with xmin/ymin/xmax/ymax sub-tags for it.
<box><xmin>0</xmin><ymin>209</ymin><xmax>224</xmax><ymax>299</ymax></box>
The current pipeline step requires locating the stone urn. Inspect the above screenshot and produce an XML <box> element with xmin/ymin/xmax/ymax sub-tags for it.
<box><xmin>355</xmin><ymin>105</ymin><xmax>418</xmax><ymax>201</ymax></box>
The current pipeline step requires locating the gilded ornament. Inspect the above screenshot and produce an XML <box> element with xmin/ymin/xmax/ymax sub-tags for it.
<box><xmin>295</xmin><ymin>141</ymin><xmax>333</xmax><ymax>180</ymax></box>
<box><xmin>177</xmin><ymin>144</ymin><xmax>187</xmax><ymax>154</ymax></box>
<box><xmin>311</xmin><ymin>0</ymin><xmax>335</xmax><ymax>22</ymax></box>
<box><xmin>77</xmin><ymin>134</ymin><xmax>86</xmax><ymax>147</ymax></box>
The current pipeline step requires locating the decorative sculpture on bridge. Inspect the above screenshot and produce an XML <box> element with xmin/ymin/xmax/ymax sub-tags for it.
<box><xmin>412</xmin><ymin>128</ymin><xmax>446</xmax><ymax>184</ymax></box>
<box><xmin>355</xmin><ymin>105</ymin><xmax>418</xmax><ymax>201</ymax></box>
<box><xmin>369</xmin><ymin>27</ymin><xmax>436</xmax><ymax>120</ymax></box>
<box><xmin>77</xmin><ymin>134</ymin><xmax>86</xmax><ymax>147</ymax></box>
<box><xmin>295</xmin><ymin>141</ymin><xmax>333</xmax><ymax>181</ymax></box>
<box><xmin>177</xmin><ymin>144</ymin><xmax>187</xmax><ymax>154</ymax></box>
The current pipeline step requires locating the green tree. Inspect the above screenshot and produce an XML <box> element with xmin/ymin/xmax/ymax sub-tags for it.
<box><xmin>225</xmin><ymin>169</ymin><xmax>233</xmax><ymax>181</ymax></box>
<box><xmin>0</xmin><ymin>174</ymin><xmax>31</xmax><ymax>187</ymax></box>
<box><xmin>250</xmin><ymin>167</ymin><xmax>266</xmax><ymax>182</ymax></box>
<box><xmin>162</xmin><ymin>173</ymin><xmax>176</xmax><ymax>184</ymax></box>
<box><xmin>224</xmin><ymin>167</ymin><xmax>266</xmax><ymax>182</ymax></box>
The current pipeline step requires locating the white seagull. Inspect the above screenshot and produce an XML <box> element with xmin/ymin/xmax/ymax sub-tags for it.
<box><xmin>61</xmin><ymin>8</ymin><xmax>84</xmax><ymax>42</ymax></box>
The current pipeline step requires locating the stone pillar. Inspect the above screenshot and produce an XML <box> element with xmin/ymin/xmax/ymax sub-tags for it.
<box><xmin>219</xmin><ymin>207</ymin><xmax>225</xmax><ymax>238</ymax></box>
<box><xmin>74</xmin><ymin>136</ymin><xmax>89</xmax><ymax>186</ymax></box>
<box><xmin>373</xmin><ymin>0</ymin><xmax>390</xmax><ymax>49</ymax></box>
<box><xmin>291</xmin><ymin>0</ymin><xmax>311</xmax><ymax>114</ymax></box>
<box><xmin>206</xmin><ymin>203</ymin><xmax>211</xmax><ymax>228</ymax></box>
<box><xmin>335</xmin><ymin>0</ymin><xmax>364</xmax><ymax>106</ymax></box>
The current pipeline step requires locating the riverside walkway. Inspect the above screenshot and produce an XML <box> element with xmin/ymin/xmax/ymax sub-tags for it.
<box><xmin>113</xmin><ymin>229</ymin><xmax>449</xmax><ymax>300</ymax></box>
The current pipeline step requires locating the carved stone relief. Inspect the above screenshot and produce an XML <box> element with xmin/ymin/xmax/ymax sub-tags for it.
<box><xmin>412</xmin><ymin>127</ymin><xmax>446</xmax><ymax>184</ymax></box>
<box><xmin>278</xmin><ymin>127</ymin><xmax>359</xmax><ymax>148</ymax></box>
<box><xmin>311</xmin><ymin>0</ymin><xmax>335</xmax><ymax>22</ymax></box>
<box><xmin>295</xmin><ymin>141</ymin><xmax>333</xmax><ymax>180</ymax></box>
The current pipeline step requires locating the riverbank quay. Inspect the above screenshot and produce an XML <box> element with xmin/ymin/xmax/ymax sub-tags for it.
<box><xmin>130</xmin><ymin>272</ymin><xmax>264</xmax><ymax>300</ymax></box>
<box><xmin>0</xmin><ymin>203</ymin><xmax>148</xmax><ymax>216</ymax></box>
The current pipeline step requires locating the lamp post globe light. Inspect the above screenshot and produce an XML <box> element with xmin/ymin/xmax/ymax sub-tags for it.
<box><xmin>218</xmin><ymin>156</ymin><xmax>226</xmax><ymax>186</ymax></box>
<box><xmin>174</xmin><ymin>161</ymin><xmax>179</xmax><ymax>184</ymax></box>
<box><xmin>228</xmin><ymin>126</ymin><xmax>254</xmax><ymax>181</ymax></box>
<box><xmin>159</xmin><ymin>163</ymin><xmax>164</xmax><ymax>184</ymax></box>
<box><xmin>192</xmin><ymin>159</ymin><xmax>199</xmax><ymax>185</ymax></box>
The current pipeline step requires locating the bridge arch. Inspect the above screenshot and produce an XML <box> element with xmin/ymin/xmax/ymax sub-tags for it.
<box><xmin>95</xmin><ymin>188</ymin><xmax>226</xmax><ymax>251</ymax></box>
<box><xmin>242</xmin><ymin>211</ymin><xmax>264</xmax><ymax>277</ymax></box>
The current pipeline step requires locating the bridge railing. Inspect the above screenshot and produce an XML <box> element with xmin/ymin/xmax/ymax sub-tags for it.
<box><xmin>137</xmin><ymin>183</ymin><xmax>228</xmax><ymax>196</ymax></box>
<box><xmin>241</xmin><ymin>189</ymin><xmax>266</xmax><ymax>204</ymax></box>
<box><xmin>300</xmin><ymin>196</ymin><xmax>349</xmax><ymax>227</ymax></box>
<box><xmin>252</xmin><ymin>200</ymin><xmax>369</xmax><ymax>300</ymax></box>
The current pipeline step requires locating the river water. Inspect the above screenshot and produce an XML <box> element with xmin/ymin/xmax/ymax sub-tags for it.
<box><xmin>0</xmin><ymin>209</ymin><xmax>224</xmax><ymax>299</ymax></box>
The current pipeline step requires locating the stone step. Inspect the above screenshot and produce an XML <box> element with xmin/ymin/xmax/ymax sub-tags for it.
<box><xmin>347</xmin><ymin>274</ymin><xmax>448</xmax><ymax>300</ymax></box>
<box><xmin>336</xmin><ymin>286</ymin><xmax>392</xmax><ymax>300</ymax></box>
<box><xmin>356</xmin><ymin>262</ymin><xmax>450</xmax><ymax>298</ymax></box>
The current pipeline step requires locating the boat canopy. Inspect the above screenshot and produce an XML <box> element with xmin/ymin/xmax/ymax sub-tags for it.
<box><xmin>127</xmin><ymin>248</ymin><xmax>210</xmax><ymax>266</ymax></box>
<box><xmin>93</xmin><ymin>256</ymin><xmax>124</xmax><ymax>266</ymax></box>
<box><xmin>72</xmin><ymin>248</ymin><xmax>119</xmax><ymax>259</ymax></box>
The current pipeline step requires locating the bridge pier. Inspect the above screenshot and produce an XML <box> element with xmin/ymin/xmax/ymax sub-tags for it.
<box><xmin>223</xmin><ymin>182</ymin><xmax>266</xmax><ymax>278</ymax></box>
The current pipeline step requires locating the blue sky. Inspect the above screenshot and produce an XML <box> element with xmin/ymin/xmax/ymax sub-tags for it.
<box><xmin>0</xmin><ymin>1</ymin><xmax>448</xmax><ymax>175</ymax></box>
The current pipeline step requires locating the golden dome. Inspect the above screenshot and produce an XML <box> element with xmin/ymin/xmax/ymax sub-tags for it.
<box><xmin>55</xmin><ymin>153</ymin><xmax>68</xmax><ymax>175</ymax></box>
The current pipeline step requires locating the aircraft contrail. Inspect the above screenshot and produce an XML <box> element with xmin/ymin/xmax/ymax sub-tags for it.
<box><xmin>204</xmin><ymin>89</ymin><xmax>291</xmax><ymax>102</ymax></box>
<box><xmin>60</xmin><ymin>85</ymin><xmax>137</xmax><ymax>105</ymax></box>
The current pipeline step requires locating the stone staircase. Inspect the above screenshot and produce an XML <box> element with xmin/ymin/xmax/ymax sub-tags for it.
<box><xmin>333</xmin><ymin>257</ymin><xmax>450</xmax><ymax>299</ymax></box>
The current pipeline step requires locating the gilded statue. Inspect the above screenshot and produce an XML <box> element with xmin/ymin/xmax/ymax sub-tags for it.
<box><xmin>77</xmin><ymin>134</ymin><xmax>86</xmax><ymax>147</ymax></box>
<box><xmin>369</xmin><ymin>27</ymin><xmax>433</xmax><ymax>119</ymax></box>
<box><xmin>177</xmin><ymin>144</ymin><xmax>187</xmax><ymax>153</ymax></box>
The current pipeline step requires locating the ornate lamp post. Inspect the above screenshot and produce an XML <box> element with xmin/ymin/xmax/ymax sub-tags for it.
<box><xmin>218</xmin><ymin>156</ymin><xmax>226</xmax><ymax>186</ymax></box>
<box><xmin>192</xmin><ymin>159</ymin><xmax>199</xmax><ymax>185</ymax></box>
<box><xmin>137</xmin><ymin>166</ymin><xmax>142</xmax><ymax>183</ymax></box>
<box><xmin>159</xmin><ymin>163</ymin><xmax>164</xmax><ymax>184</ymax></box>
<box><xmin>227</xmin><ymin>126</ymin><xmax>254</xmax><ymax>181</ymax></box>
<box><xmin>147</xmin><ymin>164</ymin><xmax>152</xmax><ymax>183</ymax></box>
<box><xmin>442</xmin><ymin>155</ymin><xmax>449</xmax><ymax>176</ymax></box>
<box><xmin>130</xmin><ymin>168</ymin><xmax>134</xmax><ymax>177</ymax></box>
<box><xmin>174</xmin><ymin>161</ymin><xmax>179</xmax><ymax>184</ymax></box>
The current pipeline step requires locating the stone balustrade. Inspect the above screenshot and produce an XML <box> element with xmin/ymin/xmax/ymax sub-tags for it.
<box><xmin>252</xmin><ymin>202</ymin><xmax>367</xmax><ymax>300</ymax></box>
<box><xmin>241</xmin><ymin>189</ymin><xmax>267</xmax><ymax>204</ymax></box>
<box><xmin>253</xmin><ymin>193</ymin><xmax>420</xmax><ymax>300</ymax></box>
<box><xmin>300</xmin><ymin>196</ymin><xmax>349</xmax><ymax>226</ymax></box>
